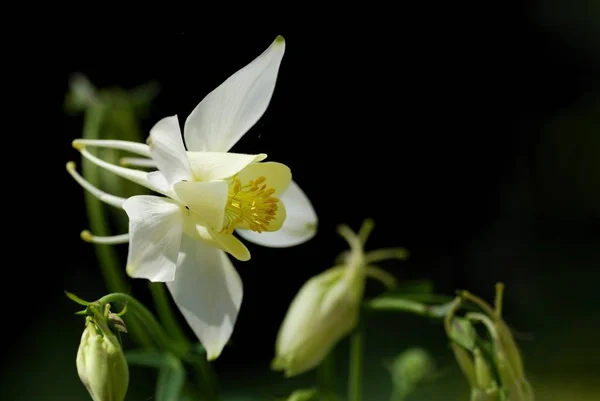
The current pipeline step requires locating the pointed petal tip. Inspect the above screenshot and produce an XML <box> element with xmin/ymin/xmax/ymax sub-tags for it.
<box><xmin>66</xmin><ymin>161</ymin><xmax>76</xmax><ymax>171</ymax></box>
<box><xmin>306</xmin><ymin>222</ymin><xmax>318</xmax><ymax>232</ymax></box>
<box><xmin>125</xmin><ymin>262</ymin><xmax>177</xmax><ymax>283</ymax></box>
<box><xmin>275</xmin><ymin>35</ymin><xmax>285</xmax><ymax>44</ymax></box>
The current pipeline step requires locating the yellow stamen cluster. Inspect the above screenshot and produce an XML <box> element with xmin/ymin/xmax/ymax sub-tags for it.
<box><xmin>222</xmin><ymin>176</ymin><xmax>279</xmax><ymax>235</ymax></box>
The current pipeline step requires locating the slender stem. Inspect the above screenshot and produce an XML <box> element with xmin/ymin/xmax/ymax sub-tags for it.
<box><xmin>443</xmin><ymin>297</ymin><xmax>463</xmax><ymax>337</ymax></box>
<box><xmin>149</xmin><ymin>282</ymin><xmax>188</xmax><ymax>343</ymax></box>
<box><xmin>81</xmin><ymin>104</ymin><xmax>152</xmax><ymax>349</ymax></box>
<box><xmin>494</xmin><ymin>282</ymin><xmax>504</xmax><ymax>319</ymax></box>
<box><xmin>366</xmin><ymin>298</ymin><xmax>428</xmax><ymax>315</ymax></box>
<box><xmin>465</xmin><ymin>312</ymin><xmax>499</xmax><ymax>342</ymax></box>
<box><xmin>317</xmin><ymin>349</ymin><xmax>336</xmax><ymax>400</ymax></box>
<box><xmin>82</xmin><ymin>105</ymin><xmax>126</xmax><ymax>293</ymax></box>
<box><xmin>348</xmin><ymin>317</ymin><xmax>364</xmax><ymax>401</ymax></box>
<box><xmin>365</xmin><ymin>296</ymin><xmax>458</xmax><ymax>320</ymax></box>
<box><xmin>190</xmin><ymin>359</ymin><xmax>219</xmax><ymax>401</ymax></box>
<box><xmin>460</xmin><ymin>291</ymin><xmax>498</xmax><ymax>320</ymax></box>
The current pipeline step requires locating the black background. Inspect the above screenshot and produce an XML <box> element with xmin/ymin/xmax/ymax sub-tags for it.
<box><xmin>4</xmin><ymin>2</ymin><xmax>600</xmax><ymax>399</ymax></box>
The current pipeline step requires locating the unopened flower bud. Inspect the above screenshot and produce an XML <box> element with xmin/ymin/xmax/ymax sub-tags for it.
<box><xmin>473</xmin><ymin>348</ymin><xmax>494</xmax><ymax>390</ymax></box>
<box><xmin>76</xmin><ymin>318</ymin><xmax>129</xmax><ymax>401</ymax></box>
<box><xmin>388</xmin><ymin>347</ymin><xmax>436</xmax><ymax>399</ymax></box>
<box><xmin>272</xmin><ymin>263</ymin><xmax>365</xmax><ymax>377</ymax></box>
<box><xmin>494</xmin><ymin>345</ymin><xmax>534</xmax><ymax>401</ymax></box>
<box><xmin>451</xmin><ymin>343</ymin><xmax>477</xmax><ymax>388</ymax></box>
<box><xmin>285</xmin><ymin>388</ymin><xmax>318</xmax><ymax>401</ymax></box>
<box><xmin>272</xmin><ymin>221</ymin><xmax>402</xmax><ymax>377</ymax></box>
<box><xmin>64</xmin><ymin>73</ymin><xmax>98</xmax><ymax>113</ymax></box>
<box><xmin>494</xmin><ymin>320</ymin><xmax>524</xmax><ymax>379</ymax></box>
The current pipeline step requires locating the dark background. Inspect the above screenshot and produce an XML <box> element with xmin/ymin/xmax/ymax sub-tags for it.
<box><xmin>4</xmin><ymin>2</ymin><xmax>599</xmax><ymax>400</ymax></box>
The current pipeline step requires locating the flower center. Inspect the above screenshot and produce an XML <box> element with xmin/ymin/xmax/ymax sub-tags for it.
<box><xmin>222</xmin><ymin>176</ymin><xmax>279</xmax><ymax>234</ymax></box>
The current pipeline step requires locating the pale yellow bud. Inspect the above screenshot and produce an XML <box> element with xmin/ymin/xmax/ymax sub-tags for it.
<box><xmin>76</xmin><ymin>320</ymin><xmax>129</xmax><ymax>401</ymax></box>
<box><xmin>272</xmin><ymin>264</ymin><xmax>365</xmax><ymax>377</ymax></box>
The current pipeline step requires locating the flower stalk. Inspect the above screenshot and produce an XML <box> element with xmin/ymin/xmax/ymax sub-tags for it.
<box><xmin>348</xmin><ymin>317</ymin><xmax>364</xmax><ymax>401</ymax></box>
<box><xmin>316</xmin><ymin>350</ymin><xmax>336</xmax><ymax>400</ymax></box>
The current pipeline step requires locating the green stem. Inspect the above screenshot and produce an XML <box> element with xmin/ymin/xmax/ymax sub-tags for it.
<box><xmin>460</xmin><ymin>291</ymin><xmax>498</xmax><ymax>321</ymax></box>
<box><xmin>149</xmin><ymin>282</ymin><xmax>188</xmax><ymax>343</ymax></box>
<box><xmin>365</xmin><ymin>297</ymin><xmax>454</xmax><ymax>319</ymax></box>
<box><xmin>81</xmin><ymin>104</ymin><xmax>152</xmax><ymax>349</ymax></box>
<box><xmin>317</xmin><ymin>349</ymin><xmax>336</xmax><ymax>400</ymax></box>
<box><xmin>82</xmin><ymin>105</ymin><xmax>126</xmax><ymax>293</ymax></box>
<box><xmin>494</xmin><ymin>282</ymin><xmax>504</xmax><ymax>318</ymax></box>
<box><xmin>189</xmin><ymin>359</ymin><xmax>219</xmax><ymax>401</ymax></box>
<box><xmin>348</xmin><ymin>318</ymin><xmax>364</xmax><ymax>401</ymax></box>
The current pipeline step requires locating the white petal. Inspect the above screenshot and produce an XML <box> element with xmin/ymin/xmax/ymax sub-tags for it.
<box><xmin>123</xmin><ymin>196</ymin><xmax>184</xmax><ymax>282</ymax></box>
<box><xmin>167</xmin><ymin>236</ymin><xmax>243</xmax><ymax>360</ymax></box>
<box><xmin>148</xmin><ymin>115</ymin><xmax>193</xmax><ymax>186</ymax></box>
<box><xmin>187</xmin><ymin>152</ymin><xmax>267</xmax><ymax>181</ymax></box>
<box><xmin>147</xmin><ymin>171</ymin><xmax>172</xmax><ymax>194</ymax></box>
<box><xmin>184</xmin><ymin>36</ymin><xmax>286</xmax><ymax>152</ymax></box>
<box><xmin>173</xmin><ymin>180</ymin><xmax>228</xmax><ymax>231</ymax></box>
<box><xmin>236</xmin><ymin>180</ymin><xmax>317</xmax><ymax>247</ymax></box>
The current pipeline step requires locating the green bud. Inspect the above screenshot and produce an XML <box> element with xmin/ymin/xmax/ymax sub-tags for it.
<box><xmin>64</xmin><ymin>74</ymin><xmax>98</xmax><ymax>113</ymax></box>
<box><xmin>474</xmin><ymin>348</ymin><xmax>494</xmax><ymax>390</ymax></box>
<box><xmin>450</xmin><ymin>317</ymin><xmax>477</xmax><ymax>351</ymax></box>
<box><xmin>495</xmin><ymin>320</ymin><xmax>524</xmax><ymax>379</ymax></box>
<box><xmin>284</xmin><ymin>388</ymin><xmax>319</xmax><ymax>401</ymax></box>
<box><xmin>388</xmin><ymin>347</ymin><xmax>436</xmax><ymax>399</ymax></box>
<box><xmin>273</xmin><ymin>224</ymin><xmax>370</xmax><ymax>377</ymax></box>
<box><xmin>272</xmin><ymin>264</ymin><xmax>365</xmax><ymax>377</ymax></box>
<box><xmin>76</xmin><ymin>318</ymin><xmax>129</xmax><ymax>401</ymax></box>
<box><xmin>451</xmin><ymin>343</ymin><xmax>477</xmax><ymax>388</ymax></box>
<box><xmin>494</xmin><ymin>347</ymin><xmax>534</xmax><ymax>401</ymax></box>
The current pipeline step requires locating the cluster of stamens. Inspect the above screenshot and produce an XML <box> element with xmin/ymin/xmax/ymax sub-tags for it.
<box><xmin>222</xmin><ymin>176</ymin><xmax>279</xmax><ymax>235</ymax></box>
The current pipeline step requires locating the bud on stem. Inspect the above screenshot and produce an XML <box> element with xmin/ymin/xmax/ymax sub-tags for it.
<box><xmin>76</xmin><ymin>316</ymin><xmax>129</xmax><ymax>401</ymax></box>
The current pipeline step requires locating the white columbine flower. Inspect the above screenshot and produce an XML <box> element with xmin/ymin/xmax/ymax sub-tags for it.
<box><xmin>67</xmin><ymin>35</ymin><xmax>318</xmax><ymax>360</ymax></box>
